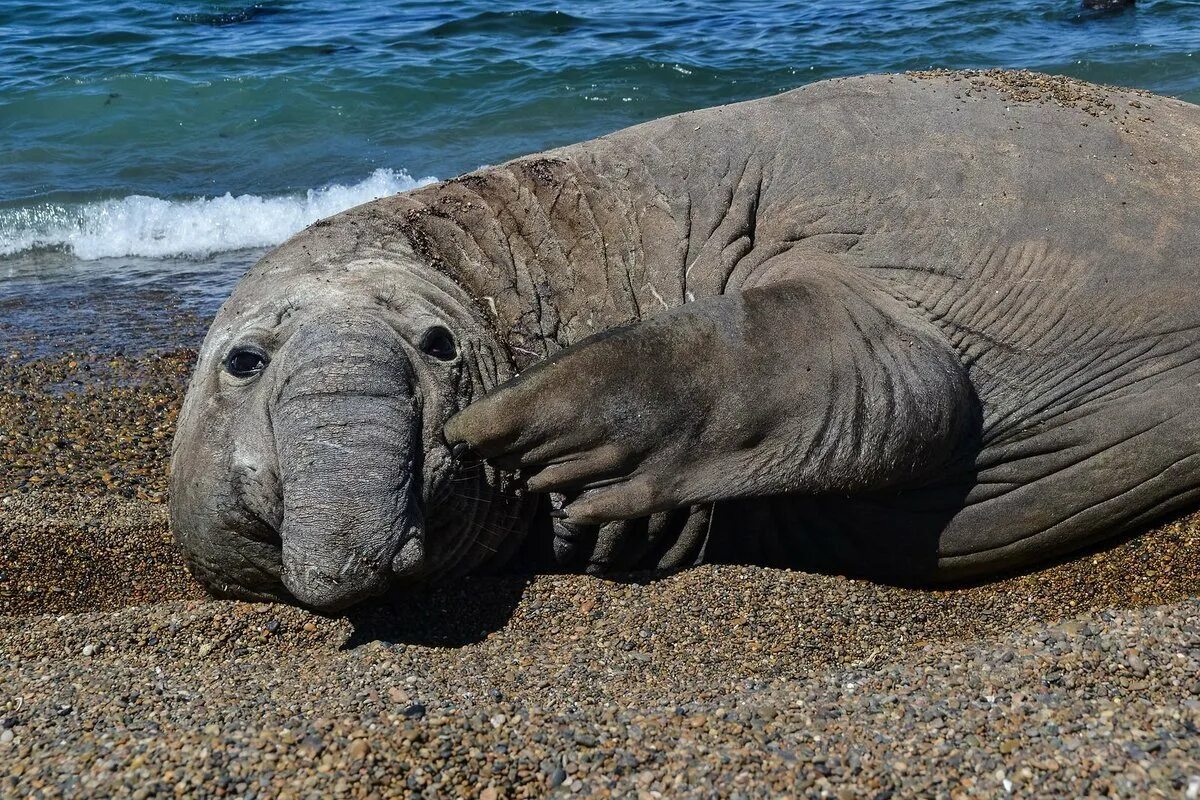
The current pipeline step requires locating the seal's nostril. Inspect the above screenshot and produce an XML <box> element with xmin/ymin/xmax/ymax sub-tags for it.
<box><xmin>450</xmin><ymin>441</ymin><xmax>473</xmax><ymax>461</ymax></box>
<box><xmin>392</xmin><ymin>536</ymin><xmax>426</xmax><ymax>577</ymax></box>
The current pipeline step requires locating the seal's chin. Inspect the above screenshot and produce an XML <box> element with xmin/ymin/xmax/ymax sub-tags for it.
<box><xmin>181</xmin><ymin>487</ymin><xmax>438</xmax><ymax>613</ymax></box>
<box><xmin>208</xmin><ymin>582</ymin><xmax>295</xmax><ymax>606</ymax></box>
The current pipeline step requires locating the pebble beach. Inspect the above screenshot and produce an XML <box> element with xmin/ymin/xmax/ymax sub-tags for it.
<box><xmin>1</xmin><ymin>324</ymin><xmax>1198</xmax><ymax>797</ymax></box>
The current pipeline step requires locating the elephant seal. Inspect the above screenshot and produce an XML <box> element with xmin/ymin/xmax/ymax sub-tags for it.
<box><xmin>170</xmin><ymin>70</ymin><xmax>1200</xmax><ymax>611</ymax></box>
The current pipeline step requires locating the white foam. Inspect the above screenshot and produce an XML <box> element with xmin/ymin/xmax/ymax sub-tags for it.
<box><xmin>0</xmin><ymin>168</ymin><xmax>437</xmax><ymax>261</ymax></box>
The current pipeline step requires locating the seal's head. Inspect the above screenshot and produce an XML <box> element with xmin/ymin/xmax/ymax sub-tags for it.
<box><xmin>169</xmin><ymin>229</ymin><xmax>526</xmax><ymax>612</ymax></box>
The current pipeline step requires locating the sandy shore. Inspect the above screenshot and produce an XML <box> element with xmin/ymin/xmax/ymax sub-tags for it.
<box><xmin>2</xmin><ymin>347</ymin><xmax>1198</xmax><ymax>796</ymax></box>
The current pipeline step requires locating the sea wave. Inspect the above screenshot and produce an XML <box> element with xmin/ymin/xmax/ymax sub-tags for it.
<box><xmin>0</xmin><ymin>168</ymin><xmax>436</xmax><ymax>261</ymax></box>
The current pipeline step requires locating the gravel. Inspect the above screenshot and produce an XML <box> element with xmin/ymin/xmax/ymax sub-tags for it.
<box><xmin>2</xmin><ymin>332</ymin><xmax>1198</xmax><ymax>797</ymax></box>
<box><xmin>906</xmin><ymin>69</ymin><xmax>1158</xmax><ymax>136</ymax></box>
<box><xmin>0</xmin><ymin>492</ymin><xmax>203</xmax><ymax>616</ymax></box>
<box><xmin>0</xmin><ymin>349</ymin><xmax>194</xmax><ymax>502</ymax></box>
<box><xmin>1</xmin><ymin>568</ymin><xmax>1198</xmax><ymax>797</ymax></box>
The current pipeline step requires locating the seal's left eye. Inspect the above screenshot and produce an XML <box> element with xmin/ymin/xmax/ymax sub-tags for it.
<box><xmin>420</xmin><ymin>326</ymin><xmax>457</xmax><ymax>361</ymax></box>
<box><xmin>225</xmin><ymin>347</ymin><xmax>268</xmax><ymax>378</ymax></box>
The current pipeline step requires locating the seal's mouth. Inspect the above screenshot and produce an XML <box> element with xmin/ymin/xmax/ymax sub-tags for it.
<box><xmin>181</xmin><ymin>542</ymin><xmax>293</xmax><ymax>606</ymax></box>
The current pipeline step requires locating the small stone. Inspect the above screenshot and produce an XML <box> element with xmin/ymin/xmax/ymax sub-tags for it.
<box><xmin>298</xmin><ymin>734</ymin><xmax>324</xmax><ymax>757</ymax></box>
<box><xmin>0</xmin><ymin>729</ymin><xmax>13</xmax><ymax>745</ymax></box>
<box><xmin>347</xmin><ymin>739</ymin><xmax>370</xmax><ymax>761</ymax></box>
<box><xmin>82</xmin><ymin>643</ymin><xmax>96</xmax><ymax>657</ymax></box>
<box><xmin>402</xmin><ymin>704</ymin><xmax>426</xmax><ymax>720</ymax></box>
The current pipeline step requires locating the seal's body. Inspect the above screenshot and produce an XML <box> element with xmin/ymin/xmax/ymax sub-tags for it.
<box><xmin>171</xmin><ymin>71</ymin><xmax>1200</xmax><ymax>610</ymax></box>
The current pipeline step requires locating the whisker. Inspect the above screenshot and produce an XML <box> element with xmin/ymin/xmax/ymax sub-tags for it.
<box><xmin>469</xmin><ymin>512</ymin><xmax>517</xmax><ymax>548</ymax></box>
<box><xmin>451</xmin><ymin>458</ymin><xmax>484</xmax><ymax>470</ymax></box>
<box><xmin>449</xmin><ymin>490</ymin><xmax>495</xmax><ymax>504</ymax></box>
<box><xmin>472</xmin><ymin>538</ymin><xmax>500</xmax><ymax>554</ymax></box>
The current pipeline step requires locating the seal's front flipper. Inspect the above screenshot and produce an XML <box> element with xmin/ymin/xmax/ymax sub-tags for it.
<box><xmin>445</xmin><ymin>265</ymin><xmax>976</xmax><ymax>524</ymax></box>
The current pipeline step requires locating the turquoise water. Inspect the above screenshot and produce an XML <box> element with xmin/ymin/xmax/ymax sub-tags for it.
<box><xmin>1</xmin><ymin>0</ymin><xmax>1198</xmax><ymax>349</ymax></box>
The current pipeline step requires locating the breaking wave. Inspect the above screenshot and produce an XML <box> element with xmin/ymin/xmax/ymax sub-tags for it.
<box><xmin>0</xmin><ymin>168</ymin><xmax>436</xmax><ymax>261</ymax></box>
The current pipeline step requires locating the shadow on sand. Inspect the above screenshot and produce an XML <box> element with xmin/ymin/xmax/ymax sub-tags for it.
<box><xmin>341</xmin><ymin>574</ymin><xmax>534</xmax><ymax>649</ymax></box>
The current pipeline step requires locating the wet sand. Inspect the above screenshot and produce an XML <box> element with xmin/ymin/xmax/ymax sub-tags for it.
<box><xmin>1</xmin><ymin>313</ymin><xmax>1198</xmax><ymax>796</ymax></box>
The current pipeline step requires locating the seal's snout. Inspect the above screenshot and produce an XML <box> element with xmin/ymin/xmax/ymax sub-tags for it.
<box><xmin>272</xmin><ymin>309</ymin><xmax>425</xmax><ymax>612</ymax></box>
<box><xmin>281</xmin><ymin>561</ymin><xmax>390</xmax><ymax>614</ymax></box>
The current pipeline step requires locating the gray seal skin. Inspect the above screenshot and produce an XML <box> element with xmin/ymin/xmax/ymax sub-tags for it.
<box><xmin>170</xmin><ymin>70</ymin><xmax>1200</xmax><ymax>612</ymax></box>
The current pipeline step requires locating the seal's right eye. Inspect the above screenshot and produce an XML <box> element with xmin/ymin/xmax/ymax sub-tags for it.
<box><xmin>225</xmin><ymin>347</ymin><xmax>268</xmax><ymax>379</ymax></box>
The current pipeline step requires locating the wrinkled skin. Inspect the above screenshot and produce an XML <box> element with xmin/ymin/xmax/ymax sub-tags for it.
<box><xmin>171</xmin><ymin>71</ymin><xmax>1200</xmax><ymax>612</ymax></box>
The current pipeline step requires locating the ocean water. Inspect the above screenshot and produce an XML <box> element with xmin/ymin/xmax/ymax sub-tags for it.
<box><xmin>2</xmin><ymin>0</ymin><xmax>1199</xmax><ymax>352</ymax></box>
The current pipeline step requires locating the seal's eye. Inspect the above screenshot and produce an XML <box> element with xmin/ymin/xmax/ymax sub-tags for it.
<box><xmin>225</xmin><ymin>347</ymin><xmax>268</xmax><ymax>379</ymax></box>
<box><xmin>419</xmin><ymin>326</ymin><xmax>457</xmax><ymax>361</ymax></box>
